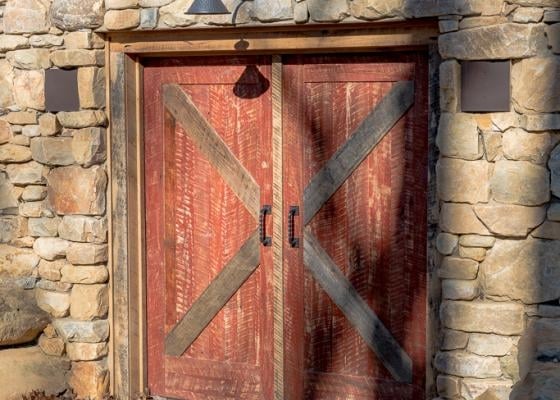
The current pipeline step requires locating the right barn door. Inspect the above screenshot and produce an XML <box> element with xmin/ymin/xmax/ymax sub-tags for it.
<box><xmin>282</xmin><ymin>54</ymin><xmax>428</xmax><ymax>400</ymax></box>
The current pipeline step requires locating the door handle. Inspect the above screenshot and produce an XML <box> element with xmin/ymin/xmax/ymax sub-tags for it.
<box><xmin>288</xmin><ymin>206</ymin><xmax>300</xmax><ymax>248</ymax></box>
<box><xmin>259</xmin><ymin>205</ymin><xmax>272</xmax><ymax>247</ymax></box>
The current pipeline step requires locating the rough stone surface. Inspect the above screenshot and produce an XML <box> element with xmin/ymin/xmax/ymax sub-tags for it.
<box><xmin>440</xmin><ymin>203</ymin><xmax>491</xmax><ymax>235</ymax></box>
<box><xmin>67</xmin><ymin>342</ymin><xmax>108</xmax><ymax>361</ymax></box>
<box><xmin>47</xmin><ymin>166</ymin><xmax>107</xmax><ymax>215</ymax></box>
<box><xmin>72</xmin><ymin>128</ymin><xmax>106</xmax><ymax>167</ymax></box>
<box><xmin>33</xmin><ymin>237</ymin><xmax>69</xmax><ymax>260</ymax></box>
<box><xmin>70</xmin><ymin>284</ymin><xmax>108</xmax><ymax>320</ymax></box>
<box><xmin>38</xmin><ymin>259</ymin><xmax>65</xmax><ymax>281</ymax></box>
<box><xmin>0</xmin><ymin>245</ymin><xmax>40</xmax><ymax>278</ymax></box>
<box><xmin>437</xmin><ymin>158</ymin><xmax>490</xmax><ymax>203</ymax></box>
<box><xmin>78</xmin><ymin>67</ymin><xmax>105</xmax><ymax>109</ymax></box>
<box><xmin>308</xmin><ymin>0</ymin><xmax>349</xmax><ymax>22</ymax></box>
<box><xmin>442</xmin><ymin>279</ymin><xmax>479</xmax><ymax>300</ymax></box>
<box><xmin>0</xmin><ymin>144</ymin><xmax>32</xmax><ymax>163</ymax></box>
<box><xmin>140</xmin><ymin>7</ymin><xmax>159</xmax><ymax>28</ymax></box>
<box><xmin>459</xmin><ymin>246</ymin><xmax>487</xmax><ymax>262</ymax></box>
<box><xmin>0</xmin><ymin>287</ymin><xmax>49</xmax><ymax>346</ymax></box>
<box><xmin>4</xmin><ymin>111</ymin><xmax>38</xmax><ymax>125</ymax></box>
<box><xmin>252</xmin><ymin>0</ymin><xmax>292</xmax><ymax>21</ymax></box>
<box><xmin>513</xmin><ymin>7</ymin><xmax>544</xmax><ymax>22</ymax></box>
<box><xmin>442</xmin><ymin>329</ymin><xmax>469</xmax><ymax>350</ymax></box>
<box><xmin>0</xmin><ymin>61</ymin><xmax>15</xmax><ymax>108</ymax></box>
<box><xmin>56</xmin><ymin>110</ymin><xmax>106</xmax><ymax>128</ymax></box>
<box><xmin>68</xmin><ymin>360</ymin><xmax>109</xmax><ymax>400</ymax></box>
<box><xmin>50</xmin><ymin>0</ymin><xmax>105</xmax><ymax>30</ymax></box>
<box><xmin>50</xmin><ymin>50</ymin><xmax>104</xmax><ymax>68</ymax></box>
<box><xmin>0</xmin><ymin>346</ymin><xmax>69</xmax><ymax>399</ymax></box>
<box><xmin>460</xmin><ymin>235</ymin><xmax>496</xmax><ymax>248</ymax></box>
<box><xmin>349</xmin><ymin>0</ymin><xmax>408</xmax><ymax>20</ymax></box>
<box><xmin>550</xmin><ymin>144</ymin><xmax>560</xmax><ymax>197</ymax></box>
<box><xmin>61</xmin><ymin>264</ymin><xmax>108</xmax><ymax>284</ymax></box>
<box><xmin>64</xmin><ymin>32</ymin><xmax>93</xmax><ymax>49</ymax></box>
<box><xmin>436</xmin><ymin>232</ymin><xmax>458</xmax><ymax>255</ymax></box>
<box><xmin>434</xmin><ymin>351</ymin><xmax>502</xmax><ymax>378</ymax></box>
<box><xmin>491</xmin><ymin>160</ymin><xmax>550</xmax><ymax>206</ymax></box>
<box><xmin>66</xmin><ymin>243</ymin><xmax>108</xmax><ymax>265</ymax></box>
<box><xmin>439</xmin><ymin>23</ymin><xmax>540</xmax><ymax>60</ymax></box>
<box><xmin>0</xmin><ymin>173</ymin><xmax>18</xmax><ymax>210</ymax></box>
<box><xmin>547</xmin><ymin>203</ymin><xmax>560</xmax><ymax>221</ymax></box>
<box><xmin>59</xmin><ymin>216</ymin><xmax>107</xmax><ymax>243</ymax></box>
<box><xmin>14</xmin><ymin>69</ymin><xmax>45</xmax><ymax>110</ymax></box>
<box><xmin>437</xmin><ymin>113</ymin><xmax>482</xmax><ymax>160</ymax></box>
<box><xmin>22</xmin><ymin>185</ymin><xmax>47</xmax><ymax>202</ymax></box>
<box><xmin>35</xmin><ymin>288</ymin><xmax>70</xmax><ymax>317</ymax></box>
<box><xmin>512</xmin><ymin>57</ymin><xmax>560</xmax><ymax>113</ymax></box>
<box><xmin>441</xmin><ymin>301</ymin><xmax>525</xmax><ymax>335</ymax></box>
<box><xmin>38</xmin><ymin>334</ymin><xmax>65</xmax><ymax>356</ymax></box>
<box><xmin>104</xmin><ymin>9</ymin><xmax>140</xmax><ymax>30</ymax></box>
<box><xmin>532</xmin><ymin>221</ymin><xmax>560</xmax><ymax>240</ymax></box>
<box><xmin>546</xmin><ymin>23</ymin><xmax>560</xmax><ymax>53</ymax></box>
<box><xmin>468</xmin><ymin>334</ymin><xmax>518</xmax><ymax>356</ymax></box>
<box><xmin>37</xmin><ymin>279</ymin><xmax>72</xmax><ymax>292</ymax></box>
<box><xmin>503</xmin><ymin>129</ymin><xmax>553</xmax><ymax>164</ymax></box>
<box><xmin>482</xmin><ymin>239</ymin><xmax>560</xmax><ymax>304</ymax></box>
<box><xmin>31</xmin><ymin>137</ymin><xmax>74</xmax><ymax>166</ymax></box>
<box><xmin>0</xmin><ymin>121</ymin><xmax>13</xmax><ymax>145</ymax></box>
<box><xmin>462</xmin><ymin>379</ymin><xmax>513</xmax><ymax>400</ymax></box>
<box><xmin>440</xmin><ymin>60</ymin><xmax>460</xmax><ymax>112</ymax></box>
<box><xmin>522</xmin><ymin>113</ymin><xmax>560</xmax><ymax>131</ymax></box>
<box><xmin>474</xmin><ymin>203</ymin><xmax>546</xmax><ymax>237</ymax></box>
<box><xmin>28</xmin><ymin>217</ymin><xmax>60</xmax><ymax>237</ymax></box>
<box><xmin>158</xmin><ymin>0</ymin><xmax>195</xmax><ymax>28</ymax></box>
<box><xmin>6</xmin><ymin>49</ymin><xmax>50</xmax><ymax>69</ymax></box>
<box><xmin>53</xmin><ymin>319</ymin><xmax>109</xmax><ymax>342</ymax></box>
<box><xmin>3</xmin><ymin>0</ymin><xmax>50</xmax><ymax>34</ymax></box>
<box><xmin>437</xmin><ymin>374</ymin><xmax>461</xmax><ymax>397</ymax></box>
<box><xmin>38</xmin><ymin>114</ymin><xmax>61</xmax><ymax>137</ymax></box>
<box><xmin>0</xmin><ymin>35</ymin><xmax>29</xmax><ymax>53</ymax></box>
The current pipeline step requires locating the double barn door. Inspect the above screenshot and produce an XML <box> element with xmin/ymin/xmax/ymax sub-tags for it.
<box><xmin>144</xmin><ymin>54</ymin><xmax>428</xmax><ymax>400</ymax></box>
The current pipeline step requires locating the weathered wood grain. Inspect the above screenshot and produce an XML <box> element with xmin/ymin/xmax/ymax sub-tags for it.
<box><xmin>162</xmin><ymin>84</ymin><xmax>261</xmax><ymax>220</ymax></box>
<box><xmin>165</xmin><ymin>231</ymin><xmax>261</xmax><ymax>357</ymax></box>
<box><xmin>303</xmin><ymin>80</ymin><xmax>415</xmax><ymax>225</ymax></box>
<box><xmin>303</xmin><ymin>229</ymin><xmax>413</xmax><ymax>384</ymax></box>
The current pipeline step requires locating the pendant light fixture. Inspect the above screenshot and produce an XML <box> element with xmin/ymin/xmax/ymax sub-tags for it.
<box><xmin>185</xmin><ymin>0</ymin><xmax>230</xmax><ymax>15</ymax></box>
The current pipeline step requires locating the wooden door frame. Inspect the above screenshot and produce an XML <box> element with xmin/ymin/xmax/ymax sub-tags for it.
<box><xmin>105</xmin><ymin>20</ymin><xmax>440</xmax><ymax>400</ymax></box>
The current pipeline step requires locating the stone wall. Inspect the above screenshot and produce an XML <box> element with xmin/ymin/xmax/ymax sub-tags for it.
<box><xmin>0</xmin><ymin>0</ymin><xmax>559</xmax><ymax>399</ymax></box>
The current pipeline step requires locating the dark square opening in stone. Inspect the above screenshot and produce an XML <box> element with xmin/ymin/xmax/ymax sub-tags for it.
<box><xmin>461</xmin><ymin>61</ymin><xmax>511</xmax><ymax>113</ymax></box>
<box><xmin>45</xmin><ymin>69</ymin><xmax>80</xmax><ymax>112</ymax></box>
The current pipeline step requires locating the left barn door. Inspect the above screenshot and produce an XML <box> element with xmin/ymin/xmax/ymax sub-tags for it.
<box><xmin>144</xmin><ymin>57</ymin><xmax>274</xmax><ymax>399</ymax></box>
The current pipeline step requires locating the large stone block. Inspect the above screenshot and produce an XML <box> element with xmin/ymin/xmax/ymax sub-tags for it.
<box><xmin>532</xmin><ymin>221</ymin><xmax>560</xmax><ymax>240</ymax></box>
<box><xmin>28</xmin><ymin>217</ymin><xmax>60</xmax><ymax>237</ymax></box>
<box><xmin>491</xmin><ymin>160</ymin><xmax>549</xmax><ymax>206</ymax></box>
<box><xmin>61</xmin><ymin>264</ymin><xmax>108</xmax><ymax>284</ymax></box>
<box><xmin>33</xmin><ymin>237</ymin><xmax>69</xmax><ymax>260</ymax></box>
<box><xmin>440</xmin><ymin>203</ymin><xmax>490</xmax><ymax>235</ymax></box>
<box><xmin>550</xmin><ymin>144</ymin><xmax>560</xmax><ymax>197</ymax></box>
<box><xmin>29</xmin><ymin>34</ymin><xmax>64</xmax><ymax>48</ymax></box>
<box><xmin>72</xmin><ymin>127</ymin><xmax>106</xmax><ymax>167</ymax></box>
<box><xmin>38</xmin><ymin>259</ymin><xmax>65</xmax><ymax>281</ymax></box>
<box><xmin>441</xmin><ymin>301</ymin><xmax>525</xmax><ymax>335</ymax></box>
<box><xmin>57</xmin><ymin>110</ymin><xmax>106</xmax><ymax>128</ymax></box>
<box><xmin>482</xmin><ymin>239</ymin><xmax>560</xmax><ymax>304</ymax></box>
<box><xmin>78</xmin><ymin>67</ymin><xmax>105</xmax><ymax>109</ymax></box>
<box><xmin>0</xmin><ymin>35</ymin><xmax>29</xmax><ymax>52</ymax></box>
<box><xmin>502</xmin><ymin>129</ymin><xmax>553</xmax><ymax>164</ymax></box>
<box><xmin>461</xmin><ymin>378</ymin><xmax>514</xmax><ymax>400</ymax></box>
<box><xmin>51</xmin><ymin>50</ymin><xmax>104</xmax><ymax>68</ymax></box>
<box><xmin>4</xmin><ymin>111</ymin><xmax>38</xmax><ymax>125</ymax></box>
<box><xmin>70</xmin><ymin>284</ymin><xmax>108</xmax><ymax>320</ymax></box>
<box><xmin>512</xmin><ymin>57</ymin><xmax>560</xmax><ymax>113</ymax></box>
<box><xmin>104</xmin><ymin>9</ymin><xmax>140</xmax><ymax>30</ymax></box>
<box><xmin>6</xmin><ymin>49</ymin><xmax>50</xmax><ymax>70</ymax></box>
<box><xmin>59</xmin><ymin>215</ymin><xmax>107</xmax><ymax>243</ymax></box>
<box><xmin>349</xmin><ymin>0</ymin><xmax>408</xmax><ymax>20</ymax></box>
<box><xmin>0</xmin><ymin>173</ymin><xmax>18</xmax><ymax>210</ymax></box>
<box><xmin>0</xmin><ymin>144</ymin><xmax>32</xmax><ymax>163</ymax></box>
<box><xmin>53</xmin><ymin>318</ymin><xmax>109</xmax><ymax>342</ymax></box>
<box><xmin>0</xmin><ymin>346</ymin><xmax>69</xmax><ymax>399</ymax></box>
<box><xmin>3</xmin><ymin>0</ymin><xmax>50</xmax><ymax>33</ymax></box>
<box><xmin>0</xmin><ymin>216</ymin><xmax>26</xmax><ymax>243</ymax></box>
<box><xmin>442</xmin><ymin>279</ymin><xmax>479</xmax><ymax>300</ymax></box>
<box><xmin>0</xmin><ymin>287</ymin><xmax>49</xmax><ymax>346</ymax></box>
<box><xmin>31</xmin><ymin>137</ymin><xmax>74</xmax><ymax>166</ymax></box>
<box><xmin>35</xmin><ymin>288</ymin><xmax>70</xmax><ymax>317</ymax></box>
<box><xmin>47</xmin><ymin>166</ymin><xmax>107</xmax><ymax>215</ymax></box>
<box><xmin>158</xmin><ymin>0</ymin><xmax>195</xmax><ymax>28</ymax></box>
<box><xmin>467</xmin><ymin>333</ymin><xmax>518</xmax><ymax>357</ymax></box>
<box><xmin>67</xmin><ymin>342</ymin><xmax>108</xmax><ymax>361</ymax></box>
<box><xmin>442</xmin><ymin>329</ymin><xmax>469</xmax><ymax>351</ymax></box>
<box><xmin>308</xmin><ymin>0</ymin><xmax>349</xmax><ymax>22</ymax></box>
<box><xmin>0</xmin><ymin>121</ymin><xmax>13</xmax><ymax>145</ymax></box>
<box><xmin>6</xmin><ymin>161</ymin><xmax>45</xmax><ymax>184</ymax></box>
<box><xmin>38</xmin><ymin>334</ymin><xmax>65</xmax><ymax>356</ymax></box>
<box><xmin>0</xmin><ymin>60</ymin><xmax>15</xmax><ymax>108</ymax></box>
<box><xmin>437</xmin><ymin>158</ymin><xmax>490</xmax><ymax>203</ymax></box>
<box><xmin>434</xmin><ymin>351</ymin><xmax>502</xmax><ymax>378</ymax></box>
<box><xmin>68</xmin><ymin>360</ymin><xmax>109</xmax><ymax>400</ymax></box>
<box><xmin>38</xmin><ymin>114</ymin><xmax>61</xmax><ymax>136</ymax></box>
<box><xmin>522</xmin><ymin>113</ymin><xmax>560</xmax><ymax>131</ymax></box>
<box><xmin>0</xmin><ymin>245</ymin><xmax>40</xmax><ymax>278</ymax></box>
<box><xmin>66</xmin><ymin>243</ymin><xmax>108</xmax><ymax>265</ymax></box>
<box><xmin>436</xmin><ymin>113</ymin><xmax>482</xmax><ymax>160</ymax></box>
<box><xmin>474</xmin><ymin>203</ymin><xmax>546</xmax><ymax>237</ymax></box>
<box><xmin>436</xmin><ymin>232</ymin><xmax>458</xmax><ymax>255</ymax></box>
<box><xmin>439</xmin><ymin>24</ymin><xmax>539</xmax><ymax>60</ymax></box>
<box><xmin>51</xmin><ymin>0</ymin><xmax>105</xmax><ymax>30</ymax></box>
<box><xmin>14</xmin><ymin>69</ymin><xmax>45</xmax><ymax>111</ymax></box>
<box><xmin>440</xmin><ymin>60</ymin><xmax>460</xmax><ymax>112</ymax></box>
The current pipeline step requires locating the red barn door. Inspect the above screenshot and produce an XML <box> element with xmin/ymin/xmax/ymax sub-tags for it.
<box><xmin>143</xmin><ymin>54</ymin><xmax>428</xmax><ymax>400</ymax></box>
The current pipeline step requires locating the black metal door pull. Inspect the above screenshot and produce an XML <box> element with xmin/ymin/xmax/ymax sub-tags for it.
<box><xmin>260</xmin><ymin>205</ymin><xmax>272</xmax><ymax>247</ymax></box>
<box><xmin>288</xmin><ymin>206</ymin><xmax>300</xmax><ymax>248</ymax></box>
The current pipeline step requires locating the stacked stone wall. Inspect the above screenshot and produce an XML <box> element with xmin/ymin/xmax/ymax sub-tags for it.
<box><xmin>0</xmin><ymin>0</ymin><xmax>559</xmax><ymax>399</ymax></box>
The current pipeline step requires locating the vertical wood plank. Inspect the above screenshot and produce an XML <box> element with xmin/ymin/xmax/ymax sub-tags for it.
<box><xmin>109</xmin><ymin>51</ymin><xmax>130</xmax><ymax>400</ymax></box>
<box><xmin>272</xmin><ymin>55</ymin><xmax>284</xmax><ymax>400</ymax></box>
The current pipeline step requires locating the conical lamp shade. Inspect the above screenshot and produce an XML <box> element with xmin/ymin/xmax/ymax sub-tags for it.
<box><xmin>185</xmin><ymin>0</ymin><xmax>230</xmax><ymax>14</ymax></box>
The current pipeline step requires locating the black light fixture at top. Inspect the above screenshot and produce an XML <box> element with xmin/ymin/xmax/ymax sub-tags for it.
<box><xmin>186</xmin><ymin>0</ymin><xmax>230</xmax><ymax>14</ymax></box>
